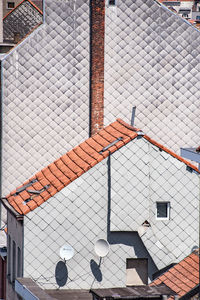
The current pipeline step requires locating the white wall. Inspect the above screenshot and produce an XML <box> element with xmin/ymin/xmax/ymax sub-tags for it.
<box><xmin>1</xmin><ymin>0</ymin><xmax>90</xmax><ymax>195</ymax></box>
<box><xmin>24</xmin><ymin>158</ymin><xmax>157</xmax><ymax>290</ymax></box>
<box><xmin>104</xmin><ymin>0</ymin><xmax>200</xmax><ymax>153</ymax></box>
<box><xmin>6</xmin><ymin>211</ymin><xmax>23</xmax><ymax>300</ymax></box>
<box><xmin>110</xmin><ymin>137</ymin><xmax>199</xmax><ymax>269</ymax></box>
<box><xmin>22</xmin><ymin>137</ymin><xmax>199</xmax><ymax>289</ymax></box>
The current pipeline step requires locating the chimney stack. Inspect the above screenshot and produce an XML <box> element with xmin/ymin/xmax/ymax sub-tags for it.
<box><xmin>89</xmin><ymin>0</ymin><xmax>105</xmax><ymax>136</ymax></box>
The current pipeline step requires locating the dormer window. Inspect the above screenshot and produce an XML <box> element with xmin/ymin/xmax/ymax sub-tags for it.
<box><xmin>156</xmin><ymin>202</ymin><xmax>170</xmax><ymax>220</ymax></box>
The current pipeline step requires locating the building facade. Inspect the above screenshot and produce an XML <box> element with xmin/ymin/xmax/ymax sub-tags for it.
<box><xmin>0</xmin><ymin>0</ymin><xmax>200</xmax><ymax>198</ymax></box>
<box><xmin>3</xmin><ymin>119</ymin><xmax>199</xmax><ymax>299</ymax></box>
<box><xmin>3</xmin><ymin>0</ymin><xmax>42</xmax><ymax>16</ymax></box>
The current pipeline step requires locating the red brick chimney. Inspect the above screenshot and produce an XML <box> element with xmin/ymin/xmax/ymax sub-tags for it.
<box><xmin>89</xmin><ymin>0</ymin><xmax>105</xmax><ymax>136</ymax></box>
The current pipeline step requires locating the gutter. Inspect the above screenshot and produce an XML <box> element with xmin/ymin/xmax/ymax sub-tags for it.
<box><xmin>1</xmin><ymin>198</ymin><xmax>23</xmax><ymax>220</ymax></box>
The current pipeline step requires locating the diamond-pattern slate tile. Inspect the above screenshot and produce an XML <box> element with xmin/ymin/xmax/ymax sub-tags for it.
<box><xmin>105</xmin><ymin>0</ymin><xmax>200</xmax><ymax>153</ymax></box>
<box><xmin>1</xmin><ymin>0</ymin><xmax>89</xmax><ymax>196</ymax></box>
<box><xmin>3</xmin><ymin>0</ymin><xmax>42</xmax><ymax>43</ymax></box>
<box><xmin>23</xmin><ymin>159</ymin><xmax>158</xmax><ymax>289</ymax></box>
<box><xmin>110</xmin><ymin>138</ymin><xmax>199</xmax><ymax>269</ymax></box>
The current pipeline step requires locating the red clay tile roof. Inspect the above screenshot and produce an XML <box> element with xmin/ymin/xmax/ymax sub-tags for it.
<box><xmin>3</xmin><ymin>119</ymin><xmax>200</xmax><ymax>216</ymax></box>
<box><xmin>150</xmin><ymin>250</ymin><xmax>199</xmax><ymax>299</ymax></box>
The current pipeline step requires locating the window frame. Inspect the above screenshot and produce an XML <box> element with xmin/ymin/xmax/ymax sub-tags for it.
<box><xmin>108</xmin><ymin>0</ymin><xmax>116</xmax><ymax>6</ymax></box>
<box><xmin>156</xmin><ymin>202</ymin><xmax>170</xmax><ymax>220</ymax></box>
<box><xmin>7</xmin><ymin>2</ymin><xmax>15</xmax><ymax>9</ymax></box>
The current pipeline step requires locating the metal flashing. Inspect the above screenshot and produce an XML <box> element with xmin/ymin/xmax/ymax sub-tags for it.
<box><xmin>99</xmin><ymin>137</ymin><xmax>123</xmax><ymax>153</ymax></box>
<box><xmin>14</xmin><ymin>179</ymin><xmax>38</xmax><ymax>196</ymax></box>
<box><xmin>181</xmin><ymin>148</ymin><xmax>200</xmax><ymax>164</ymax></box>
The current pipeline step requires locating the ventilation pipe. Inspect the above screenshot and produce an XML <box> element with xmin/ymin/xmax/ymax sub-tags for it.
<box><xmin>131</xmin><ymin>106</ymin><xmax>136</xmax><ymax>127</ymax></box>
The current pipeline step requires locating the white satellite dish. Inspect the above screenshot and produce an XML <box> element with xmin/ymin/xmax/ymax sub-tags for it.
<box><xmin>60</xmin><ymin>244</ymin><xmax>74</xmax><ymax>261</ymax></box>
<box><xmin>94</xmin><ymin>239</ymin><xmax>110</xmax><ymax>257</ymax></box>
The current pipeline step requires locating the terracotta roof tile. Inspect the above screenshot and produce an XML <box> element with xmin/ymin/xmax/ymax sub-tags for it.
<box><xmin>54</xmin><ymin>159</ymin><xmax>77</xmax><ymax>182</ymax></box>
<box><xmin>3</xmin><ymin>119</ymin><xmax>200</xmax><ymax>215</ymax></box>
<box><xmin>151</xmin><ymin>250</ymin><xmax>199</xmax><ymax>298</ymax></box>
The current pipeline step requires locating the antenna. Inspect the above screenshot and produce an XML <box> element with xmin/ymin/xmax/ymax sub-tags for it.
<box><xmin>60</xmin><ymin>244</ymin><xmax>74</xmax><ymax>262</ymax></box>
<box><xmin>131</xmin><ymin>106</ymin><xmax>136</xmax><ymax>127</ymax></box>
<box><xmin>94</xmin><ymin>239</ymin><xmax>110</xmax><ymax>258</ymax></box>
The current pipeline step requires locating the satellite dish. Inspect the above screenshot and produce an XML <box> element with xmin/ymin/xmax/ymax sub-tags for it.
<box><xmin>60</xmin><ymin>244</ymin><xmax>74</xmax><ymax>261</ymax></box>
<box><xmin>94</xmin><ymin>239</ymin><xmax>110</xmax><ymax>257</ymax></box>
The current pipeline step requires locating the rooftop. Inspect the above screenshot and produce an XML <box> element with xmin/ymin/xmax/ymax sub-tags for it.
<box><xmin>90</xmin><ymin>284</ymin><xmax>176</xmax><ymax>299</ymax></box>
<box><xmin>2</xmin><ymin>119</ymin><xmax>199</xmax><ymax>216</ymax></box>
<box><xmin>150</xmin><ymin>250</ymin><xmax>199</xmax><ymax>298</ymax></box>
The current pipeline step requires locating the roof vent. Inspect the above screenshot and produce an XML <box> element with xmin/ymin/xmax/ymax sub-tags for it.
<box><xmin>131</xmin><ymin>106</ymin><xmax>136</xmax><ymax>127</ymax></box>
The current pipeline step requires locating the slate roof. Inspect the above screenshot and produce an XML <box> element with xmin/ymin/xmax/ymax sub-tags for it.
<box><xmin>150</xmin><ymin>250</ymin><xmax>199</xmax><ymax>299</ymax></box>
<box><xmin>3</xmin><ymin>119</ymin><xmax>200</xmax><ymax>216</ymax></box>
<box><xmin>3</xmin><ymin>0</ymin><xmax>43</xmax><ymax>43</ymax></box>
<box><xmin>3</xmin><ymin>0</ymin><xmax>43</xmax><ymax>19</ymax></box>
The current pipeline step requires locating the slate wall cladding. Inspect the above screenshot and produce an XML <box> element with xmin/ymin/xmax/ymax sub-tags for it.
<box><xmin>1</xmin><ymin>0</ymin><xmax>90</xmax><ymax>195</ymax></box>
<box><xmin>110</xmin><ymin>138</ymin><xmax>199</xmax><ymax>269</ymax></box>
<box><xmin>23</xmin><ymin>159</ymin><xmax>157</xmax><ymax>289</ymax></box>
<box><xmin>6</xmin><ymin>211</ymin><xmax>23</xmax><ymax>300</ymax></box>
<box><xmin>104</xmin><ymin>0</ymin><xmax>200</xmax><ymax>153</ymax></box>
<box><xmin>3</xmin><ymin>0</ymin><xmax>43</xmax><ymax>43</ymax></box>
<box><xmin>90</xmin><ymin>0</ymin><xmax>105</xmax><ymax>136</ymax></box>
<box><xmin>21</xmin><ymin>135</ymin><xmax>199</xmax><ymax>289</ymax></box>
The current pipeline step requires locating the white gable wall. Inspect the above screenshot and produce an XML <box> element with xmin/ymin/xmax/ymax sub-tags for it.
<box><xmin>23</xmin><ymin>158</ymin><xmax>157</xmax><ymax>290</ymax></box>
<box><xmin>23</xmin><ymin>137</ymin><xmax>199</xmax><ymax>289</ymax></box>
<box><xmin>110</xmin><ymin>137</ymin><xmax>199</xmax><ymax>269</ymax></box>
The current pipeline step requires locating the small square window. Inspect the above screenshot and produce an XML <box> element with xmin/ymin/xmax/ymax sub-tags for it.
<box><xmin>109</xmin><ymin>0</ymin><xmax>116</xmax><ymax>6</ymax></box>
<box><xmin>156</xmin><ymin>202</ymin><xmax>170</xmax><ymax>220</ymax></box>
<box><xmin>7</xmin><ymin>2</ymin><xmax>15</xmax><ymax>9</ymax></box>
